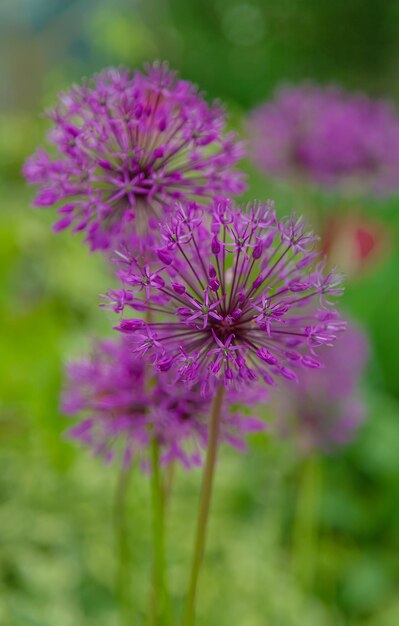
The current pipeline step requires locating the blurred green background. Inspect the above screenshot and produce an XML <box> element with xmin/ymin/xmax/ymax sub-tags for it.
<box><xmin>1</xmin><ymin>1</ymin><xmax>399</xmax><ymax>625</ymax></box>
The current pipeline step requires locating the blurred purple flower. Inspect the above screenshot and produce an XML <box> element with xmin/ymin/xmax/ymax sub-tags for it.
<box><xmin>248</xmin><ymin>84</ymin><xmax>399</xmax><ymax>196</ymax></box>
<box><xmin>24</xmin><ymin>62</ymin><xmax>245</xmax><ymax>252</ymax></box>
<box><xmin>273</xmin><ymin>323</ymin><xmax>369</xmax><ymax>452</ymax></box>
<box><xmin>108</xmin><ymin>199</ymin><xmax>346</xmax><ymax>394</ymax></box>
<box><xmin>62</xmin><ymin>338</ymin><xmax>265</xmax><ymax>469</ymax></box>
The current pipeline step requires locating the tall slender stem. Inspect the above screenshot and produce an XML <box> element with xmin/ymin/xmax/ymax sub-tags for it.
<box><xmin>164</xmin><ymin>461</ymin><xmax>176</xmax><ymax>505</ymax></box>
<box><xmin>292</xmin><ymin>453</ymin><xmax>322</xmax><ymax>590</ymax></box>
<box><xmin>150</xmin><ymin>437</ymin><xmax>170</xmax><ymax>626</ymax></box>
<box><xmin>114</xmin><ymin>461</ymin><xmax>134</xmax><ymax>626</ymax></box>
<box><xmin>182</xmin><ymin>383</ymin><xmax>225</xmax><ymax>626</ymax></box>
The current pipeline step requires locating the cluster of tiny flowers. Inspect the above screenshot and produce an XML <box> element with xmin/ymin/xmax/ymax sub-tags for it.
<box><xmin>24</xmin><ymin>62</ymin><xmax>352</xmax><ymax>465</ymax></box>
<box><xmin>23</xmin><ymin>62</ymin><xmax>245</xmax><ymax>251</ymax></box>
<box><xmin>108</xmin><ymin>199</ymin><xmax>346</xmax><ymax>395</ymax></box>
<box><xmin>248</xmin><ymin>84</ymin><xmax>399</xmax><ymax>196</ymax></box>
<box><xmin>272</xmin><ymin>323</ymin><xmax>368</xmax><ymax>452</ymax></box>
<box><xmin>62</xmin><ymin>338</ymin><xmax>265</xmax><ymax>468</ymax></box>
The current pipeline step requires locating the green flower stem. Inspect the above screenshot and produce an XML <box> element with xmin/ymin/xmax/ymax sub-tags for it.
<box><xmin>182</xmin><ymin>383</ymin><xmax>225</xmax><ymax>626</ymax></box>
<box><xmin>292</xmin><ymin>453</ymin><xmax>323</xmax><ymax>590</ymax></box>
<box><xmin>163</xmin><ymin>461</ymin><xmax>175</xmax><ymax>505</ymax></box>
<box><xmin>150</xmin><ymin>437</ymin><xmax>171</xmax><ymax>626</ymax></box>
<box><xmin>114</xmin><ymin>461</ymin><xmax>134</xmax><ymax>626</ymax></box>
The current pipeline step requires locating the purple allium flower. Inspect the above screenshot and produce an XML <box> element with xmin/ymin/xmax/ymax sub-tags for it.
<box><xmin>272</xmin><ymin>323</ymin><xmax>369</xmax><ymax>452</ymax></box>
<box><xmin>248</xmin><ymin>84</ymin><xmax>399</xmax><ymax>196</ymax></box>
<box><xmin>109</xmin><ymin>199</ymin><xmax>346</xmax><ymax>394</ymax></box>
<box><xmin>23</xmin><ymin>62</ymin><xmax>245</xmax><ymax>251</ymax></box>
<box><xmin>62</xmin><ymin>338</ymin><xmax>265</xmax><ymax>468</ymax></box>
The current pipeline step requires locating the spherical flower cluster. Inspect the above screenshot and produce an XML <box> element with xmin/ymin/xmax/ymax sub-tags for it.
<box><xmin>272</xmin><ymin>323</ymin><xmax>369</xmax><ymax>452</ymax></box>
<box><xmin>109</xmin><ymin>199</ymin><xmax>346</xmax><ymax>394</ymax></box>
<box><xmin>248</xmin><ymin>83</ymin><xmax>399</xmax><ymax>196</ymax></box>
<box><xmin>23</xmin><ymin>62</ymin><xmax>245</xmax><ymax>251</ymax></box>
<box><xmin>62</xmin><ymin>338</ymin><xmax>265</xmax><ymax>468</ymax></box>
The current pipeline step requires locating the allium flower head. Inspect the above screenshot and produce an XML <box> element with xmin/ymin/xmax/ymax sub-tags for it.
<box><xmin>62</xmin><ymin>338</ymin><xmax>265</xmax><ymax>468</ymax></box>
<box><xmin>273</xmin><ymin>323</ymin><xmax>369</xmax><ymax>452</ymax></box>
<box><xmin>23</xmin><ymin>62</ymin><xmax>245</xmax><ymax>251</ymax></box>
<box><xmin>109</xmin><ymin>199</ymin><xmax>346</xmax><ymax>394</ymax></box>
<box><xmin>248</xmin><ymin>84</ymin><xmax>399</xmax><ymax>196</ymax></box>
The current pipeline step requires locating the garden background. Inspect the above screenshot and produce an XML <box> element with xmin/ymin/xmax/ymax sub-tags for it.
<box><xmin>1</xmin><ymin>1</ymin><xmax>399</xmax><ymax>625</ymax></box>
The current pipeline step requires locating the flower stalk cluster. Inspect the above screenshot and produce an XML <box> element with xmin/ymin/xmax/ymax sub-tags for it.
<box><xmin>24</xmin><ymin>62</ymin><xmax>359</xmax><ymax>626</ymax></box>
